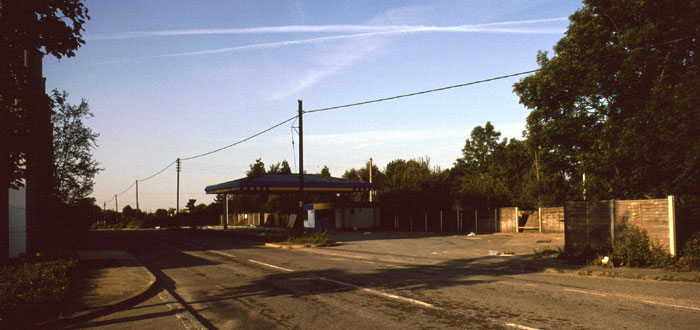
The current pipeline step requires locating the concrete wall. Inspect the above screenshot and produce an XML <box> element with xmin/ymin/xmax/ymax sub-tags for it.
<box><xmin>8</xmin><ymin>187</ymin><xmax>26</xmax><ymax>258</ymax></box>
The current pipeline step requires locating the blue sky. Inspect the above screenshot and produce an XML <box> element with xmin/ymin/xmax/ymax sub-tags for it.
<box><xmin>44</xmin><ymin>0</ymin><xmax>584</xmax><ymax>211</ymax></box>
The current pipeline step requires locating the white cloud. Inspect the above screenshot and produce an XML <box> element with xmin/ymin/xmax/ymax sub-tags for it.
<box><xmin>86</xmin><ymin>17</ymin><xmax>568</xmax><ymax>40</ymax></box>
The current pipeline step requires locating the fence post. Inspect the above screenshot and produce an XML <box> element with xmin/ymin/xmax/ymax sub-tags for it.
<box><xmin>494</xmin><ymin>209</ymin><xmax>498</xmax><ymax>233</ymax></box>
<box><xmin>586</xmin><ymin>202</ymin><xmax>591</xmax><ymax>253</ymax></box>
<box><xmin>475</xmin><ymin>209</ymin><xmax>478</xmax><ymax>234</ymax></box>
<box><xmin>514</xmin><ymin>207</ymin><xmax>519</xmax><ymax>233</ymax></box>
<box><xmin>424</xmin><ymin>211</ymin><xmax>428</xmax><ymax>232</ymax></box>
<box><xmin>538</xmin><ymin>207</ymin><xmax>542</xmax><ymax>233</ymax></box>
<box><xmin>609</xmin><ymin>200</ymin><xmax>615</xmax><ymax>244</ymax></box>
<box><xmin>668</xmin><ymin>196</ymin><xmax>676</xmax><ymax>256</ymax></box>
<box><xmin>440</xmin><ymin>210</ymin><xmax>443</xmax><ymax>232</ymax></box>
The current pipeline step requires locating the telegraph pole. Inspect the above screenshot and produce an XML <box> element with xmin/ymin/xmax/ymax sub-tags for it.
<box><xmin>135</xmin><ymin>180</ymin><xmax>139</xmax><ymax>210</ymax></box>
<box><xmin>369</xmin><ymin>157</ymin><xmax>373</xmax><ymax>202</ymax></box>
<box><xmin>176</xmin><ymin>158</ymin><xmax>181</xmax><ymax>214</ymax></box>
<box><xmin>296</xmin><ymin>100</ymin><xmax>304</xmax><ymax>236</ymax></box>
<box><xmin>115</xmin><ymin>194</ymin><xmax>118</xmax><ymax>212</ymax></box>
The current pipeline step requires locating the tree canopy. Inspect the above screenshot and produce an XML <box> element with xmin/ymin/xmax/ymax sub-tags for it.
<box><xmin>513</xmin><ymin>0</ymin><xmax>700</xmax><ymax>201</ymax></box>
<box><xmin>1</xmin><ymin>0</ymin><xmax>90</xmax><ymax>189</ymax></box>
<box><xmin>51</xmin><ymin>89</ymin><xmax>101</xmax><ymax>205</ymax></box>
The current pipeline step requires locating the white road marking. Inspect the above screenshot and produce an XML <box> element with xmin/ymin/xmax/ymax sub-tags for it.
<box><xmin>563</xmin><ymin>288</ymin><xmax>700</xmax><ymax>312</ymax></box>
<box><xmin>158</xmin><ymin>288</ymin><xmax>209</xmax><ymax>330</ymax></box>
<box><xmin>505</xmin><ymin>322</ymin><xmax>541</xmax><ymax>330</ymax></box>
<box><xmin>564</xmin><ymin>288</ymin><xmax>607</xmax><ymax>296</ymax></box>
<box><xmin>206</xmin><ymin>249</ymin><xmax>238</xmax><ymax>259</ymax></box>
<box><xmin>320</xmin><ymin>277</ymin><xmax>438</xmax><ymax>309</ymax></box>
<box><xmin>247</xmin><ymin>259</ymin><xmax>294</xmax><ymax>272</ymax></box>
<box><xmin>641</xmin><ymin>300</ymin><xmax>700</xmax><ymax>312</ymax></box>
<box><xmin>247</xmin><ymin>258</ymin><xmax>437</xmax><ymax>309</ymax></box>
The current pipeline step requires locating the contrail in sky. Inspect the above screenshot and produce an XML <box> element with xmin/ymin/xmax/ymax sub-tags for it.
<box><xmin>86</xmin><ymin>17</ymin><xmax>568</xmax><ymax>40</ymax></box>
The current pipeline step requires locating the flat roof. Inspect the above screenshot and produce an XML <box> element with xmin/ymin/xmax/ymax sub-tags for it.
<box><xmin>205</xmin><ymin>174</ymin><xmax>376</xmax><ymax>194</ymax></box>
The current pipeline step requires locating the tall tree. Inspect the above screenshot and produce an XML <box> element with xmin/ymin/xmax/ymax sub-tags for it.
<box><xmin>51</xmin><ymin>90</ymin><xmax>101</xmax><ymax>205</ymax></box>
<box><xmin>454</xmin><ymin>123</ymin><xmax>509</xmax><ymax>209</ymax></box>
<box><xmin>246</xmin><ymin>158</ymin><xmax>266</xmax><ymax>178</ymax></box>
<box><xmin>514</xmin><ymin>0</ymin><xmax>700</xmax><ymax>201</ymax></box>
<box><xmin>1</xmin><ymin>0</ymin><xmax>90</xmax><ymax>188</ymax></box>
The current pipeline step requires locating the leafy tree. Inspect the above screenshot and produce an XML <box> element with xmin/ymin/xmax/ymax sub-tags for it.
<box><xmin>246</xmin><ymin>158</ymin><xmax>266</xmax><ymax>178</ymax></box>
<box><xmin>1</xmin><ymin>0</ymin><xmax>90</xmax><ymax>189</ymax></box>
<box><xmin>320</xmin><ymin>166</ymin><xmax>331</xmax><ymax>177</ymax></box>
<box><xmin>342</xmin><ymin>161</ymin><xmax>384</xmax><ymax>202</ymax></box>
<box><xmin>51</xmin><ymin>89</ymin><xmax>101</xmax><ymax>205</ymax></box>
<box><xmin>514</xmin><ymin>0</ymin><xmax>700</xmax><ymax>201</ymax></box>
<box><xmin>379</xmin><ymin>157</ymin><xmax>450</xmax><ymax>212</ymax></box>
<box><xmin>454</xmin><ymin>123</ymin><xmax>509</xmax><ymax>209</ymax></box>
<box><xmin>268</xmin><ymin>160</ymin><xmax>292</xmax><ymax>174</ymax></box>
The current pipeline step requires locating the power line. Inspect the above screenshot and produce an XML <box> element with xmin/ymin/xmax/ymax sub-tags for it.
<box><xmin>180</xmin><ymin>115</ymin><xmax>299</xmax><ymax>161</ymax></box>
<box><xmin>304</xmin><ymin>69</ymin><xmax>540</xmax><ymax>114</ymax></box>
<box><xmin>116</xmin><ymin>181</ymin><xmax>136</xmax><ymax>196</ymax></box>
<box><xmin>139</xmin><ymin>160</ymin><xmax>177</xmax><ymax>182</ymax></box>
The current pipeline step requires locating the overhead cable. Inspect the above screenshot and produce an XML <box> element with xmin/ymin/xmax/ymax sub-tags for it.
<box><xmin>138</xmin><ymin>160</ymin><xmax>177</xmax><ymax>182</ymax></box>
<box><xmin>304</xmin><ymin>70</ymin><xmax>540</xmax><ymax>114</ymax></box>
<box><xmin>180</xmin><ymin>115</ymin><xmax>299</xmax><ymax>161</ymax></box>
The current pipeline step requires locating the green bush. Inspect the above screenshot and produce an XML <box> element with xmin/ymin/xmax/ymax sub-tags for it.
<box><xmin>611</xmin><ymin>225</ymin><xmax>651</xmax><ymax>267</ymax></box>
<box><xmin>0</xmin><ymin>256</ymin><xmax>77</xmax><ymax>328</ymax></box>
<box><xmin>610</xmin><ymin>225</ymin><xmax>677</xmax><ymax>269</ymax></box>
<box><xmin>285</xmin><ymin>230</ymin><xmax>332</xmax><ymax>246</ymax></box>
<box><xmin>678</xmin><ymin>231</ymin><xmax>700</xmax><ymax>271</ymax></box>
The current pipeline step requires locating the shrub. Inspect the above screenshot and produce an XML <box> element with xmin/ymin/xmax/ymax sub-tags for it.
<box><xmin>611</xmin><ymin>225</ymin><xmax>651</xmax><ymax>267</ymax></box>
<box><xmin>0</xmin><ymin>256</ymin><xmax>77</xmax><ymax>328</ymax></box>
<box><xmin>285</xmin><ymin>230</ymin><xmax>332</xmax><ymax>246</ymax></box>
<box><xmin>679</xmin><ymin>231</ymin><xmax>700</xmax><ymax>271</ymax></box>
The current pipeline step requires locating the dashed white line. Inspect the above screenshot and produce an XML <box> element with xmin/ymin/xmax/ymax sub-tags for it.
<box><xmin>564</xmin><ymin>288</ymin><xmax>607</xmax><ymax>296</ymax></box>
<box><xmin>247</xmin><ymin>259</ymin><xmax>294</xmax><ymax>272</ymax></box>
<box><xmin>320</xmin><ymin>277</ymin><xmax>438</xmax><ymax>310</ymax></box>
<box><xmin>246</xmin><ymin>258</ymin><xmax>437</xmax><ymax>309</ymax></box>
<box><xmin>641</xmin><ymin>300</ymin><xmax>700</xmax><ymax>311</ymax></box>
<box><xmin>158</xmin><ymin>288</ymin><xmax>209</xmax><ymax>330</ymax></box>
<box><xmin>505</xmin><ymin>322</ymin><xmax>541</xmax><ymax>330</ymax></box>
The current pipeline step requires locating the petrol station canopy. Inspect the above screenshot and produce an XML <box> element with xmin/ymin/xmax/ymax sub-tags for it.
<box><xmin>205</xmin><ymin>174</ymin><xmax>376</xmax><ymax>195</ymax></box>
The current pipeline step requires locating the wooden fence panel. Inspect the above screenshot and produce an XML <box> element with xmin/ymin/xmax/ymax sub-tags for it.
<box><xmin>498</xmin><ymin>207</ymin><xmax>518</xmax><ymax>233</ymax></box>
<box><xmin>565</xmin><ymin>198</ymin><xmax>674</xmax><ymax>255</ymax></box>
<box><xmin>540</xmin><ymin>207</ymin><xmax>564</xmax><ymax>233</ymax></box>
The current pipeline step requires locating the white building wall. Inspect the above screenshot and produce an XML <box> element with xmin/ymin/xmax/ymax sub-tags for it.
<box><xmin>8</xmin><ymin>186</ymin><xmax>26</xmax><ymax>258</ymax></box>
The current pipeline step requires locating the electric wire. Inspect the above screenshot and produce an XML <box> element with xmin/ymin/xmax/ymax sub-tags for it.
<box><xmin>304</xmin><ymin>70</ymin><xmax>540</xmax><ymax>114</ymax></box>
<box><xmin>180</xmin><ymin>115</ymin><xmax>299</xmax><ymax>161</ymax></box>
<box><xmin>116</xmin><ymin>181</ymin><xmax>136</xmax><ymax>196</ymax></box>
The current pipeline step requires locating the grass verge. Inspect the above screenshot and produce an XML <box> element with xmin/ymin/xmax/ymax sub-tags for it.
<box><xmin>284</xmin><ymin>230</ymin><xmax>334</xmax><ymax>246</ymax></box>
<box><xmin>0</xmin><ymin>255</ymin><xmax>77</xmax><ymax>328</ymax></box>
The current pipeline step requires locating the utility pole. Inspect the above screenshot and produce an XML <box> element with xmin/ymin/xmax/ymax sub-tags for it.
<box><xmin>296</xmin><ymin>100</ymin><xmax>304</xmax><ymax>236</ymax></box>
<box><xmin>135</xmin><ymin>180</ymin><xmax>139</xmax><ymax>210</ymax></box>
<box><xmin>103</xmin><ymin>201</ymin><xmax>106</xmax><ymax>224</ymax></box>
<box><xmin>115</xmin><ymin>194</ymin><xmax>118</xmax><ymax>212</ymax></box>
<box><xmin>176</xmin><ymin>158</ymin><xmax>181</xmax><ymax>214</ymax></box>
<box><xmin>369</xmin><ymin>157</ymin><xmax>373</xmax><ymax>202</ymax></box>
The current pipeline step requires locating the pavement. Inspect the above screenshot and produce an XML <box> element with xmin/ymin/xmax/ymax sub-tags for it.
<box><xmin>42</xmin><ymin>229</ymin><xmax>699</xmax><ymax>328</ymax></box>
<box><xmin>37</xmin><ymin>250</ymin><xmax>157</xmax><ymax>329</ymax></box>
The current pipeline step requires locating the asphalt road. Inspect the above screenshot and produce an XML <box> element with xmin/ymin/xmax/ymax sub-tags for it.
<box><xmin>82</xmin><ymin>230</ymin><xmax>700</xmax><ymax>329</ymax></box>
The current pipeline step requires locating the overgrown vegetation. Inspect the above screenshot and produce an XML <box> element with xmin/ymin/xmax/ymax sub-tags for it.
<box><xmin>284</xmin><ymin>230</ymin><xmax>332</xmax><ymax>246</ymax></box>
<box><xmin>0</xmin><ymin>256</ymin><xmax>77</xmax><ymax>328</ymax></box>
<box><xmin>555</xmin><ymin>226</ymin><xmax>700</xmax><ymax>271</ymax></box>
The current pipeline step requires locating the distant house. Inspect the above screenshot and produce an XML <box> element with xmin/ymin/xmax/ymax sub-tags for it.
<box><xmin>305</xmin><ymin>202</ymin><xmax>380</xmax><ymax>230</ymax></box>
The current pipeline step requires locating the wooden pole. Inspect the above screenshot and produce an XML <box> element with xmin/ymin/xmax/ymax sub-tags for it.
<box><xmin>296</xmin><ymin>100</ymin><xmax>304</xmax><ymax>236</ymax></box>
<box><xmin>135</xmin><ymin>180</ymin><xmax>139</xmax><ymax>210</ymax></box>
<box><xmin>369</xmin><ymin>157</ymin><xmax>373</xmax><ymax>202</ymax></box>
<box><xmin>176</xmin><ymin>158</ymin><xmax>181</xmax><ymax>214</ymax></box>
